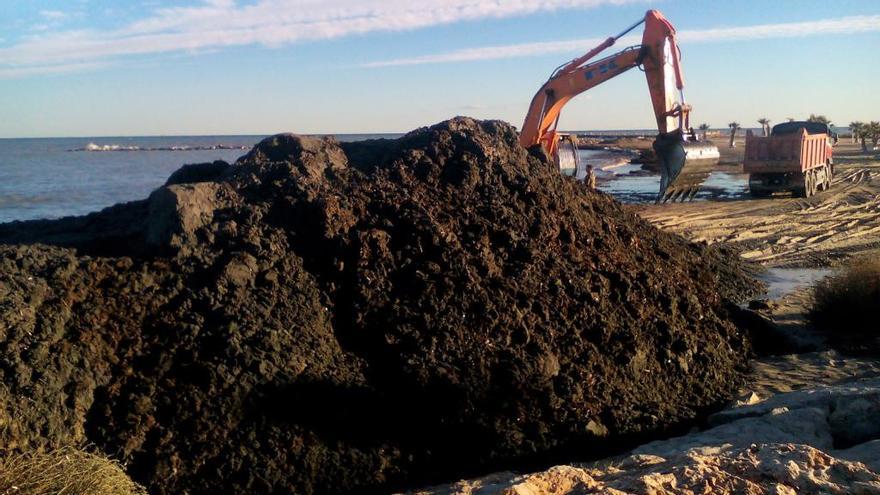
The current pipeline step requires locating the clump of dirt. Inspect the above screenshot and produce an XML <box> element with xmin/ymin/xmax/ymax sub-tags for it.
<box><xmin>0</xmin><ymin>118</ymin><xmax>759</xmax><ymax>495</ymax></box>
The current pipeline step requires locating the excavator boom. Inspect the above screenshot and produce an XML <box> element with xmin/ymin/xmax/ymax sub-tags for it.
<box><xmin>520</xmin><ymin>10</ymin><xmax>719</xmax><ymax>202</ymax></box>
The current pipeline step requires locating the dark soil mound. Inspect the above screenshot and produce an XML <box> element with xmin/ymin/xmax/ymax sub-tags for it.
<box><xmin>0</xmin><ymin>118</ymin><xmax>759</xmax><ymax>494</ymax></box>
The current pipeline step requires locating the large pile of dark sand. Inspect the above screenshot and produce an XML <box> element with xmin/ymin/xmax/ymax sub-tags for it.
<box><xmin>0</xmin><ymin>118</ymin><xmax>759</xmax><ymax>494</ymax></box>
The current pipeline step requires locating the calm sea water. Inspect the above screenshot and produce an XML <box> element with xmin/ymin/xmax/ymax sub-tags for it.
<box><xmin>0</xmin><ymin>134</ymin><xmax>399</xmax><ymax>224</ymax></box>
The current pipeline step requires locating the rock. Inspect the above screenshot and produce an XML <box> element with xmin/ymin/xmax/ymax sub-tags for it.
<box><xmin>145</xmin><ymin>182</ymin><xmax>229</xmax><ymax>252</ymax></box>
<box><xmin>828</xmin><ymin>396</ymin><xmax>880</xmax><ymax>449</ymax></box>
<box><xmin>165</xmin><ymin>160</ymin><xmax>231</xmax><ymax>186</ymax></box>
<box><xmin>241</xmin><ymin>133</ymin><xmax>348</xmax><ymax>179</ymax></box>
<box><xmin>735</xmin><ymin>391</ymin><xmax>763</xmax><ymax>406</ymax></box>
<box><xmin>410</xmin><ymin>443</ymin><xmax>880</xmax><ymax>495</ymax></box>
<box><xmin>748</xmin><ymin>298</ymin><xmax>771</xmax><ymax>311</ymax></box>
<box><xmin>412</xmin><ymin>379</ymin><xmax>880</xmax><ymax>495</ymax></box>
<box><xmin>586</xmin><ymin>420</ymin><xmax>609</xmax><ymax>438</ymax></box>
<box><xmin>838</xmin><ymin>439</ymin><xmax>880</xmax><ymax>472</ymax></box>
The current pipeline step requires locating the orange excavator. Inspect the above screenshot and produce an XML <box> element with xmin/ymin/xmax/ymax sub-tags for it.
<box><xmin>520</xmin><ymin>10</ymin><xmax>719</xmax><ymax>202</ymax></box>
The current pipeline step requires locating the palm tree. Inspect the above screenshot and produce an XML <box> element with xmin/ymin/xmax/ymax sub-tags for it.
<box><xmin>850</xmin><ymin>121</ymin><xmax>863</xmax><ymax>144</ymax></box>
<box><xmin>870</xmin><ymin>121</ymin><xmax>880</xmax><ymax>149</ymax></box>
<box><xmin>698</xmin><ymin>123</ymin><xmax>710</xmax><ymax>140</ymax></box>
<box><xmin>853</xmin><ymin>122</ymin><xmax>870</xmax><ymax>153</ymax></box>
<box><xmin>728</xmin><ymin>122</ymin><xmax>741</xmax><ymax>148</ymax></box>
<box><xmin>757</xmin><ymin>118</ymin><xmax>771</xmax><ymax>137</ymax></box>
<box><xmin>808</xmin><ymin>114</ymin><xmax>831</xmax><ymax>126</ymax></box>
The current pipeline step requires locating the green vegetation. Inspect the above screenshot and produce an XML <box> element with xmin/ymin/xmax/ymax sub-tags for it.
<box><xmin>849</xmin><ymin>121</ymin><xmax>880</xmax><ymax>153</ymax></box>
<box><xmin>698</xmin><ymin>123</ymin><xmax>710</xmax><ymax>140</ymax></box>
<box><xmin>807</xmin><ymin>114</ymin><xmax>832</xmax><ymax>127</ymax></box>
<box><xmin>811</xmin><ymin>256</ymin><xmax>880</xmax><ymax>351</ymax></box>
<box><xmin>0</xmin><ymin>448</ymin><xmax>145</xmax><ymax>495</ymax></box>
<box><xmin>727</xmin><ymin>122</ymin><xmax>741</xmax><ymax>148</ymax></box>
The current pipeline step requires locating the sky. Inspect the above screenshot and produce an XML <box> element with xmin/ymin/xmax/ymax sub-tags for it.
<box><xmin>0</xmin><ymin>0</ymin><xmax>878</xmax><ymax>138</ymax></box>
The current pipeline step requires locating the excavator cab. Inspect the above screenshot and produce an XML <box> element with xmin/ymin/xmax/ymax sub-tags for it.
<box><xmin>556</xmin><ymin>135</ymin><xmax>581</xmax><ymax>177</ymax></box>
<box><xmin>538</xmin><ymin>129</ymin><xmax>583</xmax><ymax>177</ymax></box>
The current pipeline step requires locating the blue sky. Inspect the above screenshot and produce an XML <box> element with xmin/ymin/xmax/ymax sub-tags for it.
<box><xmin>0</xmin><ymin>0</ymin><xmax>878</xmax><ymax>137</ymax></box>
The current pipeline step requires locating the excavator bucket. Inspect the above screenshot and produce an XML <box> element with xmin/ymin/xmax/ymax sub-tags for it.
<box><xmin>654</xmin><ymin>134</ymin><xmax>719</xmax><ymax>202</ymax></box>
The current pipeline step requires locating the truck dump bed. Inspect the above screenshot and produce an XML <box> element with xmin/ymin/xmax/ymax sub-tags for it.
<box><xmin>743</xmin><ymin>128</ymin><xmax>829</xmax><ymax>174</ymax></box>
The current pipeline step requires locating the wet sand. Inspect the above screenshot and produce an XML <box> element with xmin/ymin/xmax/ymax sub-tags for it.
<box><xmin>637</xmin><ymin>161</ymin><xmax>880</xmax><ymax>268</ymax></box>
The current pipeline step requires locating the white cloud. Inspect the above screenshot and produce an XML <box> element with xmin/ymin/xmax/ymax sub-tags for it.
<box><xmin>0</xmin><ymin>0</ymin><xmax>641</xmax><ymax>78</ymax></box>
<box><xmin>0</xmin><ymin>61</ymin><xmax>106</xmax><ymax>79</ymax></box>
<box><xmin>364</xmin><ymin>15</ymin><xmax>880</xmax><ymax>67</ymax></box>
<box><xmin>362</xmin><ymin>38</ymin><xmax>609</xmax><ymax>67</ymax></box>
<box><xmin>39</xmin><ymin>10</ymin><xmax>68</xmax><ymax>20</ymax></box>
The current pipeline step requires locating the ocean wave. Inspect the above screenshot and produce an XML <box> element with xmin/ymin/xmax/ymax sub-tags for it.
<box><xmin>70</xmin><ymin>143</ymin><xmax>251</xmax><ymax>152</ymax></box>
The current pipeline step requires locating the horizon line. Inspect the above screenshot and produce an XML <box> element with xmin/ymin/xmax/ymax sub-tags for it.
<box><xmin>2</xmin><ymin>125</ymin><xmax>837</xmax><ymax>141</ymax></box>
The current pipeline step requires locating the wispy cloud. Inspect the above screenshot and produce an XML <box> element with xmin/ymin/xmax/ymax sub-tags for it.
<box><xmin>0</xmin><ymin>0</ymin><xmax>641</xmax><ymax>78</ymax></box>
<box><xmin>364</xmin><ymin>15</ymin><xmax>880</xmax><ymax>67</ymax></box>
<box><xmin>0</xmin><ymin>61</ymin><xmax>107</xmax><ymax>79</ymax></box>
<box><xmin>39</xmin><ymin>10</ymin><xmax>68</xmax><ymax>21</ymax></box>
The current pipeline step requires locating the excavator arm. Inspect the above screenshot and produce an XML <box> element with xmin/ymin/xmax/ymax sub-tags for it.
<box><xmin>520</xmin><ymin>47</ymin><xmax>642</xmax><ymax>157</ymax></box>
<box><xmin>520</xmin><ymin>10</ymin><xmax>719</xmax><ymax>202</ymax></box>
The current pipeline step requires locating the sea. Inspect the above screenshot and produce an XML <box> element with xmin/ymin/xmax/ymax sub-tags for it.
<box><xmin>0</xmin><ymin>132</ymin><xmax>749</xmax><ymax>224</ymax></box>
<box><xmin>0</xmin><ymin>134</ymin><xmax>398</xmax><ymax>224</ymax></box>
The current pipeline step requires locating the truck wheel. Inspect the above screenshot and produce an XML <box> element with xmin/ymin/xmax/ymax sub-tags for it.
<box><xmin>810</xmin><ymin>170</ymin><xmax>819</xmax><ymax>196</ymax></box>
<box><xmin>825</xmin><ymin>164</ymin><xmax>833</xmax><ymax>189</ymax></box>
<box><xmin>796</xmin><ymin>178</ymin><xmax>808</xmax><ymax>197</ymax></box>
<box><xmin>750</xmin><ymin>189</ymin><xmax>770</xmax><ymax>198</ymax></box>
<box><xmin>802</xmin><ymin>172</ymin><xmax>813</xmax><ymax>197</ymax></box>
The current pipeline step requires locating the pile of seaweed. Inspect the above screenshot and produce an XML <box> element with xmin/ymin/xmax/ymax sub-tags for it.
<box><xmin>0</xmin><ymin>118</ymin><xmax>759</xmax><ymax>494</ymax></box>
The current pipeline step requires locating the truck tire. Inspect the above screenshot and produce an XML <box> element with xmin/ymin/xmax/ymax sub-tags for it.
<box><xmin>750</xmin><ymin>188</ymin><xmax>770</xmax><ymax>198</ymax></box>
<box><xmin>800</xmin><ymin>172</ymin><xmax>812</xmax><ymax>198</ymax></box>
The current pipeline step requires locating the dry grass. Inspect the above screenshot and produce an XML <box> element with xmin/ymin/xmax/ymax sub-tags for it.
<box><xmin>0</xmin><ymin>447</ymin><xmax>145</xmax><ymax>495</ymax></box>
<box><xmin>811</xmin><ymin>256</ymin><xmax>880</xmax><ymax>350</ymax></box>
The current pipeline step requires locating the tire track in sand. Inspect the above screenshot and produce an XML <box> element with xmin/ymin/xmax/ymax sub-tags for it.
<box><xmin>636</xmin><ymin>164</ymin><xmax>880</xmax><ymax>267</ymax></box>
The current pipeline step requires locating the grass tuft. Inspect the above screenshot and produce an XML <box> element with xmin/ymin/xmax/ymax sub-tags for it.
<box><xmin>0</xmin><ymin>447</ymin><xmax>145</xmax><ymax>495</ymax></box>
<box><xmin>811</xmin><ymin>256</ymin><xmax>880</xmax><ymax>351</ymax></box>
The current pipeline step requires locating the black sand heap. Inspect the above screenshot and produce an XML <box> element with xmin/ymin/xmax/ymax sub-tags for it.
<box><xmin>0</xmin><ymin>118</ymin><xmax>758</xmax><ymax>494</ymax></box>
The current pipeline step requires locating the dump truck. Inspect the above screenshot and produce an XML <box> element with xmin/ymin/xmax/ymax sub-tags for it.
<box><xmin>744</xmin><ymin>121</ymin><xmax>835</xmax><ymax>198</ymax></box>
